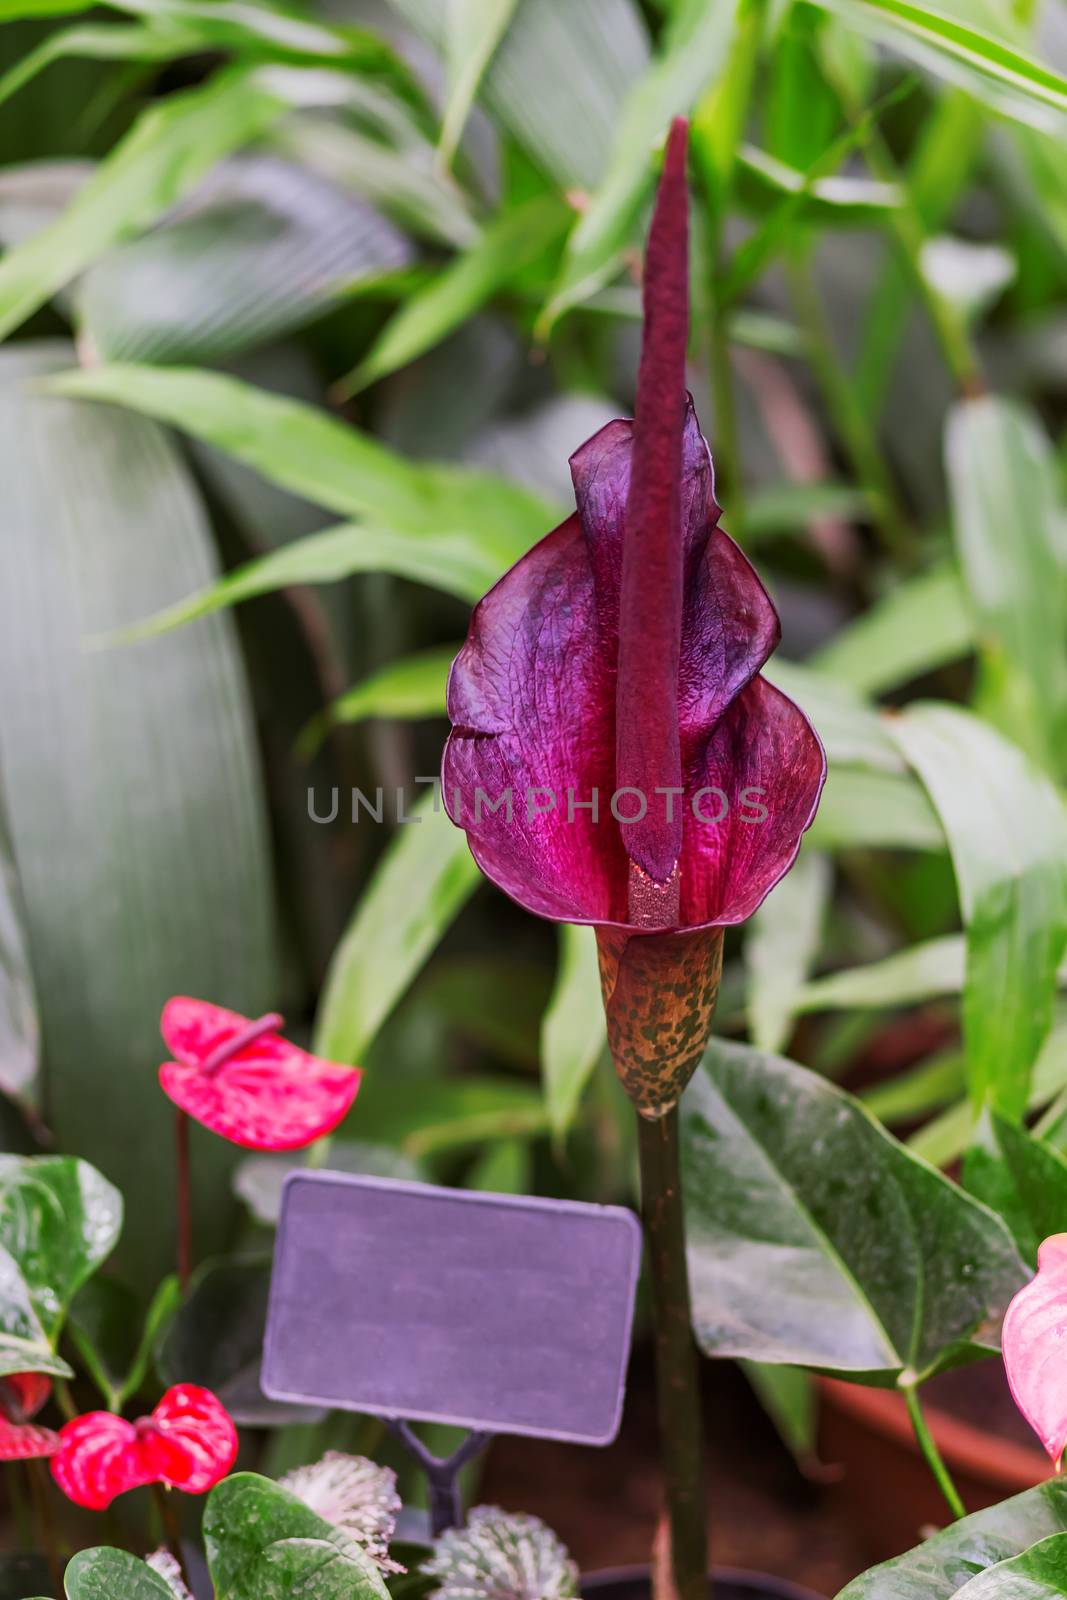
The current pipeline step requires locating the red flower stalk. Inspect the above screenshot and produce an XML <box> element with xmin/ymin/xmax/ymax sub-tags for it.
<box><xmin>443</xmin><ymin>120</ymin><xmax>825</xmax><ymax>1115</ymax></box>
<box><xmin>51</xmin><ymin>1384</ymin><xmax>237</xmax><ymax>1510</ymax></box>
<box><xmin>0</xmin><ymin>1374</ymin><xmax>59</xmax><ymax>1460</ymax></box>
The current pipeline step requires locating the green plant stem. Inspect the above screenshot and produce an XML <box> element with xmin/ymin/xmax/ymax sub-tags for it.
<box><xmin>785</xmin><ymin>246</ymin><xmax>916</xmax><ymax>563</ymax></box>
<box><xmin>901</xmin><ymin>1379</ymin><xmax>965</xmax><ymax>1519</ymax></box>
<box><xmin>637</xmin><ymin>1107</ymin><xmax>708</xmax><ymax>1600</ymax></box>
<box><xmin>175</xmin><ymin>1109</ymin><xmax>192</xmax><ymax>1293</ymax></box>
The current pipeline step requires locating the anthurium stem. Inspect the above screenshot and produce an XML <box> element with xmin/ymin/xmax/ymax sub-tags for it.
<box><xmin>175</xmin><ymin>1109</ymin><xmax>192</xmax><ymax>1293</ymax></box>
<box><xmin>901</xmin><ymin>1377</ymin><xmax>965</xmax><ymax>1520</ymax></box>
<box><xmin>154</xmin><ymin>1482</ymin><xmax>192</xmax><ymax>1587</ymax></box>
<box><xmin>637</xmin><ymin>1106</ymin><xmax>708</xmax><ymax>1600</ymax></box>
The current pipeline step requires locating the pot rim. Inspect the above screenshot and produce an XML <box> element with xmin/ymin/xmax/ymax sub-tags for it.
<box><xmin>580</xmin><ymin>1563</ymin><xmax>826</xmax><ymax>1600</ymax></box>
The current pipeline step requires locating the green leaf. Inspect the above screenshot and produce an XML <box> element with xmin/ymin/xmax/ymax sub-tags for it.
<box><xmin>891</xmin><ymin>704</ymin><xmax>1067</xmax><ymax>1119</ymax></box>
<box><xmin>63</xmin><ymin>1549</ymin><xmax>176</xmax><ymax>1600</ymax></box>
<box><xmin>741</xmin><ymin>1360</ymin><xmax>818</xmax><ymax>1464</ymax></box>
<box><xmin>298</xmin><ymin>648</ymin><xmax>453</xmax><ymax>760</ymax></box>
<box><xmin>764</xmin><ymin>660</ymin><xmax>905</xmax><ymax>773</ymax></box>
<box><xmin>745</xmin><ymin>849</ymin><xmax>831</xmax><ymax>1052</ymax></box>
<box><xmin>438</xmin><ymin>0</ymin><xmax>520</xmax><ymax>167</ymax></box>
<box><xmin>314</xmin><ymin>793</ymin><xmax>481</xmax><ymax>1065</ymax></box>
<box><xmin>860</xmin><ymin>1051</ymin><xmax>965</xmax><ymax>1127</ymax></box>
<box><xmin>0</xmin><ymin>345</ymin><xmax>281</xmax><ymax>1282</ymax></box>
<box><xmin>0</xmin><ymin>68</ymin><xmax>286</xmax><ymax>343</ymax></box>
<box><xmin>945</xmin><ymin>396</ymin><xmax>1067</xmax><ymax>772</ymax></box>
<box><xmin>796</xmin><ymin>934</ymin><xmax>965</xmax><ymax>1013</ymax></box>
<box><xmin>806</xmin><ymin>768</ymin><xmax>944</xmax><ymax>852</ymax></box>
<box><xmin>77</xmin><ymin>154</ymin><xmax>413</xmax><ymax>366</ymax></box>
<box><xmin>954</xmin><ymin>1533</ymin><xmax>1067</xmax><ymax>1597</ymax></box>
<box><xmin>736</xmin><ymin>142</ymin><xmax>901</xmax><ymax>223</ymax></box>
<box><xmin>742</xmin><ymin>481</ymin><xmax>877</xmax><ymax>541</ymax></box>
<box><xmin>807</xmin><ymin>0</ymin><xmax>1067</xmax><ymax>128</ymax></box>
<box><xmin>0</xmin><ymin>1243</ymin><xmax>73</xmax><ymax>1380</ymax></box>
<box><xmin>681</xmin><ymin>1037</ymin><xmax>1027</xmax><ymax>1379</ymax></box>
<box><xmin>964</xmin><ymin>1112</ymin><xmax>1067</xmax><ymax>1265</ymax></box>
<box><xmin>812</xmin><ymin>564</ymin><xmax>973</xmax><ymax>694</ymax></box>
<box><xmin>388</xmin><ymin>0</ymin><xmax>649</xmax><ymax>192</ymax></box>
<box><xmin>910</xmin><ymin>1021</ymin><xmax>1067</xmax><ymax>1170</ymax></box>
<box><xmin>0</xmin><ymin>21</ymin><xmax>201</xmax><ymax>120</ymax></box>
<box><xmin>43</xmin><ymin>363</ymin><xmax>556</xmax><ymax>584</ymax></box>
<box><xmin>541</xmin><ymin>923</ymin><xmax>605</xmax><ymax>1138</ymax></box>
<box><xmin>338</xmin><ymin>193</ymin><xmax>569</xmax><ymax>396</ymax></box>
<box><xmin>69</xmin><ymin>1274</ymin><xmax>180</xmax><ymax>1411</ymax></box>
<box><xmin>544</xmin><ymin>0</ymin><xmax>739</xmax><ymax>324</ymax></box>
<box><xmin>347</xmin><ymin>1072</ymin><xmax>549</xmax><ymax>1159</ymax></box>
<box><xmin>206</xmin><ymin>1472</ymin><xmax>391</xmax><ymax>1600</ymax></box>
<box><xmin>0</xmin><ymin>802</ymin><xmax>39</xmax><ymax>1107</ymax></box>
<box><xmin>0</xmin><ymin>1155</ymin><xmax>122</xmax><ymax>1343</ymax></box>
<box><xmin>834</xmin><ymin>1479</ymin><xmax>1067</xmax><ymax>1599</ymax></box>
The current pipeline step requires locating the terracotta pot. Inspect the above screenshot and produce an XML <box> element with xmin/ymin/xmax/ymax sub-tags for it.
<box><xmin>581</xmin><ymin>1567</ymin><xmax>826</xmax><ymax>1599</ymax></box>
<box><xmin>818</xmin><ymin>1365</ymin><xmax>1050</xmax><ymax>1559</ymax></box>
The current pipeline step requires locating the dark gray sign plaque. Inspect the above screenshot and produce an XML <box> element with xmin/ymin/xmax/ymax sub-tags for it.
<box><xmin>262</xmin><ymin>1172</ymin><xmax>642</xmax><ymax>1447</ymax></box>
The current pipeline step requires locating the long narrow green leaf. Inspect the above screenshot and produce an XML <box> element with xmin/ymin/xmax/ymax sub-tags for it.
<box><xmin>764</xmin><ymin>660</ymin><xmax>905</xmax><ymax>772</ymax></box>
<box><xmin>338</xmin><ymin>194</ymin><xmax>570</xmax><ymax>396</ymax></box>
<box><xmin>0</xmin><ymin>345</ymin><xmax>281</xmax><ymax>1280</ymax></box>
<box><xmin>541</xmin><ymin>924</ymin><xmax>605</xmax><ymax>1138</ymax></box>
<box><xmin>298</xmin><ymin>647</ymin><xmax>453</xmax><ymax>759</ymax></box>
<box><xmin>797</xmin><ymin>935</ymin><xmax>966</xmax><ymax>1012</ymax></box>
<box><xmin>745</xmin><ymin>850</ymin><xmax>831</xmax><ymax>1052</ymax></box>
<box><xmin>806</xmin><ymin>768</ymin><xmax>944</xmax><ymax>852</ymax></box>
<box><xmin>0</xmin><ymin>804</ymin><xmax>39</xmax><ymax>1108</ymax></box>
<box><xmin>0</xmin><ymin>21</ymin><xmax>201</xmax><ymax>117</ymax></box>
<box><xmin>892</xmin><ymin>704</ymin><xmax>1067</xmax><ymax>1119</ymax></box>
<box><xmin>543</xmin><ymin>0</ymin><xmax>739</xmax><ymax>325</ymax></box>
<box><xmin>438</xmin><ymin>0</ymin><xmax>520</xmax><ymax>167</ymax></box>
<box><xmin>0</xmin><ymin>69</ymin><xmax>287</xmax><ymax>344</ymax></box>
<box><xmin>812</xmin><ymin>564</ymin><xmax>973</xmax><ymax>694</ymax></box>
<box><xmin>946</xmin><ymin>395</ymin><xmax>1067</xmax><ymax>772</ymax></box>
<box><xmin>314</xmin><ymin>794</ymin><xmax>481</xmax><ymax>1065</ymax></box>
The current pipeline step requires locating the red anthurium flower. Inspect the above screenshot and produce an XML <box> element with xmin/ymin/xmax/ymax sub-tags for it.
<box><xmin>159</xmin><ymin>997</ymin><xmax>361</xmax><ymax>1151</ymax></box>
<box><xmin>443</xmin><ymin>121</ymin><xmax>824</xmax><ymax>1114</ymax></box>
<box><xmin>0</xmin><ymin>1373</ymin><xmax>59</xmax><ymax>1460</ymax></box>
<box><xmin>1003</xmin><ymin>1233</ymin><xmax>1067</xmax><ymax>1463</ymax></box>
<box><xmin>51</xmin><ymin>1384</ymin><xmax>238</xmax><ymax>1510</ymax></box>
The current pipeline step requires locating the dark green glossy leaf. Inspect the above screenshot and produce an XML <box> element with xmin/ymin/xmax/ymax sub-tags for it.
<box><xmin>835</xmin><ymin>1479</ymin><xmax>1067</xmax><ymax>1599</ymax></box>
<box><xmin>314</xmin><ymin>793</ymin><xmax>481</xmax><ymax>1065</ymax></box>
<box><xmin>63</xmin><ymin>1548</ymin><xmax>175</xmax><ymax>1600</ymax></box>
<box><xmin>964</xmin><ymin>1112</ymin><xmax>1067</xmax><ymax>1265</ymax></box>
<box><xmin>681</xmin><ymin>1038</ymin><xmax>1027</xmax><ymax>1379</ymax></box>
<box><xmin>0</xmin><ymin>345</ymin><xmax>281</xmax><ymax>1281</ymax></box>
<box><xmin>892</xmin><ymin>704</ymin><xmax>1067</xmax><ymax>1119</ymax></box>
<box><xmin>0</xmin><ymin>1155</ymin><xmax>121</xmax><ymax>1342</ymax></box>
<box><xmin>954</xmin><ymin>1533</ymin><xmax>1067</xmax><ymax>1597</ymax></box>
<box><xmin>0</xmin><ymin>1242</ymin><xmax>72</xmax><ymax>1379</ymax></box>
<box><xmin>206</xmin><ymin>1472</ymin><xmax>391</xmax><ymax>1600</ymax></box>
<box><xmin>0</xmin><ymin>68</ymin><xmax>286</xmax><ymax>342</ymax></box>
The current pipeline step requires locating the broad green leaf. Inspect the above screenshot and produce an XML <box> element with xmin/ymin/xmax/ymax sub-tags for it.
<box><xmin>439</xmin><ymin>0</ymin><xmax>520</xmax><ymax>167</ymax></box>
<box><xmin>0</xmin><ymin>1155</ymin><xmax>121</xmax><ymax>1342</ymax></box>
<box><xmin>544</xmin><ymin>0</ymin><xmax>739</xmax><ymax>324</ymax></box>
<box><xmin>796</xmin><ymin>934</ymin><xmax>965</xmax><ymax>1012</ymax></box>
<box><xmin>681</xmin><ymin>1037</ymin><xmax>1027</xmax><ymax>1378</ymax></box>
<box><xmin>764</xmin><ymin>660</ymin><xmax>904</xmax><ymax>773</ymax></box>
<box><xmin>746</xmin><ymin>849</ymin><xmax>831</xmax><ymax>1052</ymax></box>
<box><xmin>946</xmin><ymin>396</ymin><xmax>1067</xmax><ymax>771</ymax></box>
<box><xmin>0</xmin><ymin>803</ymin><xmax>39</xmax><ymax>1107</ymax></box>
<box><xmin>0</xmin><ymin>345</ymin><xmax>281</xmax><ymax>1281</ymax></box>
<box><xmin>954</xmin><ymin>1535</ymin><xmax>1067</xmax><ymax>1598</ymax></box>
<box><xmin>63</xmin><ymin>1548</ymin><xmax>175</xmax><ymax>1600</ymax></box>
<box><xmin>812</xmin><ymin>564</ymin><xmax>973</xmax><ymax>694</ymax></box>
<box><xmin>389</xmin><ymin>0</ymin><xmax>650</xmax><ymax>191</ymax></box>
<box><xmin>541</xmin><ymin>923</ymin><xmax>605</xmax><ymax>1138</ymax></box>
<box><xmin>299</xmin><ymin>647</ymin><xmax>453</xmax><ymax>759</ymax></box>
<box><xmin>338</xmin><ymin>193</ymin><xmax>569</xmax><ymax>395</ymax></box>
<box><xmin>834</xmin><ymin>1479</ymin><xmax>1067</xmax><ymax>1599</ymax></box>
<box><xmin>206</xmin><ymin>1472</ymin><xmax>391</xmax><ymax>1600</ymax></box>
<box><xmin>0</xmin><ymin>1243</ymin><xmax>73</xmax><ymax>1380</ymax></box>
<box><xmin>806</xmin><ymin>768</ymin><xmax>944</xmax><ymax>852</ymax></box>
<box><xmin>964</xmin><ymin>1112</ymin><xmax>1067</xmax><ymax>1264</ymax></box>
<box><xmin>43</xmin><ymin>363</ymin><xmax>556</xmax><ymax>569</ymax></box>
<box><xmin>0</xmin><ymin>68</ymin><xmax>286</xmax><ymax>343</ymax></box>
<box><xmin>314</xmin><ymin>793</ymin><xmax>481</xmax><ymax>1065</ymax></box>
<box><xmin>808</xmin><ymin>0</ymin><xmax>1067</xmax><ymax>129</ymax></box>
<box><xmin>78</xmin><ymin>154</ymin><xmax>413</xmax><ymax>365</ymax></box>
<box><xmin>892</xmin><ymin>704</ymin><xmax>1067</xmax><ymax>1119</ymax></box>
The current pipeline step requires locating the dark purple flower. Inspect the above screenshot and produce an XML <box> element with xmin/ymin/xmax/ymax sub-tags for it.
<box><xmin>443</xmin><ymin>120</ymin><xmax>824</xmax><ymax>1113</ymax></box>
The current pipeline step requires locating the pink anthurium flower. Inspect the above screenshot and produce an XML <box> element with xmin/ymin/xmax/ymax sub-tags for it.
<box><xmin>159</xmin><ymin>998</ymin><xmax>361</xmax><ymax>1151</ymax></box>
<box><xmin>442</xmin><ymin>120</ymin><xmax>825</xmax><ymax>1115</ymax></box>
<box><xmin>51</xmin><ymin>1384</ymin><xmax>238</xmax><ymax>1510</ymax></box>
<box><xmin>1003</xmin><ymin>1233</ymin><xmax>1067</xmax><ymax>1464</ymax></box>
<box><xmin>0</xmin><ymin>1373</ymin><xmax>59</xmax><ymax>1460</ymax></box>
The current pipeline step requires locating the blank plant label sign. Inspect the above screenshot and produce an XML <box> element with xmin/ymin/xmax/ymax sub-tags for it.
<box><xmin>262</xmin><ymin>1172</ymin><xmax>642</xmax><ymax>1445</ymax></box>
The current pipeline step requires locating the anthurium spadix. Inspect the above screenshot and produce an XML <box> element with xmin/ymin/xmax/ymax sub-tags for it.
<box><xmin>443</xmin><ymin>120</ymin><xmax>825</xmax><ymax>1117</ymax></box>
